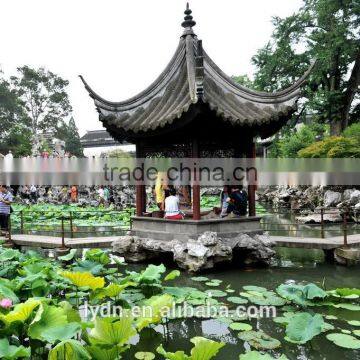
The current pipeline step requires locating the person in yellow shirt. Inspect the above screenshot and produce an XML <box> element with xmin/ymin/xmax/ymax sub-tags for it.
<box><xmin>154</xmin><ymin>172</ymin><xmax>167</xmax><ymax>210</ymax></box>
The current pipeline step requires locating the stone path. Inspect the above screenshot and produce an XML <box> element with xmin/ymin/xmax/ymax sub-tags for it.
<box><xmin>1</xmin><ymin>233</ymin><xmax>359</xmax><ymax>250</ymax></box>
<box><xmin>270</xmin><ymin>234</ymin><xmax>360</xmax><ymax>250</ymax></box>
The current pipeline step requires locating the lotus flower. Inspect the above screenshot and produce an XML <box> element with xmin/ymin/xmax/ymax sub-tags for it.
<box><xmin>0</xmin><ymin>298</ymin><xmax>13</xmax><ymax>309</ymax></box>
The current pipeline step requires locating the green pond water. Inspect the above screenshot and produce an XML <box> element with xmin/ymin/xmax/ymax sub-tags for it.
<box><xmin>118</xmin><ymin>248</ymin><xmax>360</xmax><ymax>360</ymax></box>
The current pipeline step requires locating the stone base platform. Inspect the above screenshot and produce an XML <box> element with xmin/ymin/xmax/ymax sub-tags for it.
<box><xmin>131</xmin><ymin>216</ymin><xmax>263</xmax><ymax>241</ymax></box>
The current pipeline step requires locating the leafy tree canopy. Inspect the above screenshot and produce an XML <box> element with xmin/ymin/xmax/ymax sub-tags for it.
<box><xmin>237</xmin><ymin>0</ymin><xmax>360</xmax><ymax>136</ymax></box>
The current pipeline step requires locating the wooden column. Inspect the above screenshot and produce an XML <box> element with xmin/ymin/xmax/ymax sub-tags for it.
<box><xmin>192</xmin><ymin>138</ymin><xmax>201</xmax><ymax>220</ymax></box>
<box><xmin>135</xmin><ymin>144</ymin><xmax>146</xmax><ymax>216</ymax></box>
<box><xmin>247</xmin><ymin>139</ymin><xmax>256</xmax><ymax>217</ymax></box>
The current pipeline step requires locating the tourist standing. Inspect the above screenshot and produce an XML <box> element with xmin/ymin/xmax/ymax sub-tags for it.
<box><xmin>98</xmin><ymin>186</ymin><xmax>105</xmax><ymax>205</ymax></box>
<box><xmin>0</xmin><ymin>185</ymin><xmax>13</xmax><ymax>238</ymax></box>
<box><xmin>30</xmin><ymin>185</ymin><xmax>37</xmax><ymax>203</ymax></box>
<box><xmin>103</xmin><ymin>187</ymin><xmax>110</xmax><ymax>205</ymax></box>
<box><xmin>71</xmin><ymin>185</ymin><xmax>78</xmax><ymax>203</ymax></box>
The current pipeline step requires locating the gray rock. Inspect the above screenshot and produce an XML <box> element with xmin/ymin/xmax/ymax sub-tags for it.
<box><xmin>112</xmin><ymin>231</ymin><xmax>275</xmax><ymax>272</ymax></box>
<box><xmin>324</xmin><ymin>190</ymin><xmax>342</xmax><ymax>208</ymax></box>
<box><xmin>350</xmin><ymin>190</ymin><xmax>360</xmax><ymax>205</ymax></box>
<box><xmin>296</xmin><ymin>210</ymin><xmax>342</xmax><ymax>224</ymax></box>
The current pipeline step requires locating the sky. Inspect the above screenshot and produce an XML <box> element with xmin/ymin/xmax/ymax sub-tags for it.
<box><xmin>0</xmin><ymin>0</ymin><xmax>303</xmax><ymax>135</ymax></box>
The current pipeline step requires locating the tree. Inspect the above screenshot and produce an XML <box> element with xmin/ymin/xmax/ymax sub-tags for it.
<box><xmin>252</xmin><ymin>0</ymin><xmax>360</xmax><ymax>135</ymax></box>
<box><xmin>0</xmin><ymin>124</ymin><xmax>32</xmax><ymax>157</ymax></box>
<box><xmin>0</xmin><ymin>72</ymin><xmax>31</xmax><ymax>156</ymax></box>
<box><xmin>10</xmin><ymin>66</ymin><xmax>72</xmax><ymax>140</ymax></box>
<box><xmin>63</xmin><ymin>117</ymin><xmax>84</xmax><ymax>157</ymax></box>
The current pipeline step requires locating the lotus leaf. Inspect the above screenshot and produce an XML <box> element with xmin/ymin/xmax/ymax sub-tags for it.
<box><xmin>285</xmin><ymin>313</ymin><xmax>324</xmax><ymax>344</ymax></box>
<box><xmin>0</xmin><ymin>299</ymin><xmax>40</xmax><ymax>325</ymax></box>
<box><xmin>229</xmin><ymin>322</ymin><xmax>253</xmax><ymax>331</ymax></box>
<box><xmin>239</xmin><ymin>351</ymin><xmax>289</xmax><ymax>359</ymax></box>
<box><xmin>238</xmin><ymin>331</ymin><xmax>281</xmax><ymax>350</ymax></box>
<box><xmin>191</xmin><ymin>277</ymin><xmax>209</xmax><ymax>282</ymax></box>
<box><xmin>0</xmin><ymin>338</ymin><xmax>30</xmax><ymax>359</ymax></box>
<box><xmin>326</xmin><ymin>333</ymin><xmax>360</xmax><ymax>349</ymax></box>
<box><xmin>165</xmin><ymin>270</ymin><xmax>181</xmax><ymax>281</ymax></box>
<box><xmin>48</xmin><ymin>339</ymin><xmax>91</xmax><ymax>360</ymax></box>
<box><xmin>243</xmin><ymin>286</ymin><xmax>268</xmax><ymax>293</ymax></box>
<box><xmin>135</xmin><ymin>352</ymin><xmax>156</xmax><ymax>360</ymax></box>
<box><xmin>348</xmin><ymin>320</ymin><xmax>360</xmax><ymax>326</ymax></box>
<box><xmin>61</xmin><ymin>271</ymin><xmax>105</xmax><ymax>290</ymax></box>
<box><xmin>205</xmin><ymin>290</ymin><xmax>227</xmax><ymax>298</ymax></box>
<box><xmin>227</xmin><ymin>296</ymin><xmax>249</xmax><ymax>304</ymax></box>
<box><xmin>89</xmin><ymin>316</ymin><xmax>136</xmax><ymax>347</ymax></box>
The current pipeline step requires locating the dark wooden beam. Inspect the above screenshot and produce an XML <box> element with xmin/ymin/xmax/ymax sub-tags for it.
<box><xmin>135</xmin><ymin>144</ymin><xmax>146</xmax><ymax>216</ymax></box>
<box><xmin>247</xmin><ymin>140</ymin><xmax>256</xmax><ymax>217</ymax></box>
<box><xmin>192</xmin><ymin>138</ymin><xmax>201</xmax><ymax>220</ymax></box>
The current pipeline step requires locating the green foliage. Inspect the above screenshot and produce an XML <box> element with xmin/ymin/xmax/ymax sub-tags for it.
<box><xmin>326</xmin><ymin>333</ymin><xmax>360</xmax><ymax>349</ymax></box>
<box><xmin>276</xmin><ymin>283</ymin><xmax>327</xmax><ymax>306</ymax></box>
<box><xmin>1</xmin><ymin>243</ymin><xmax>360</xmax><ymax>359</ymax></box>
<box><xmin>0</xmin><ymin>338</ymin><xmax>30</xmax><ymax>359</ymax></box>
<box><xmin>238</xmin><ymin>331</ymin><xmax>281</xmax><ymax>350</ymax></box>
<box><xmin>10</xmin><ymin>204</ymin><xmax>134</xmax><ymax>230</ymax></box>
<box><xmin>285</xmin><ymin>313</ymin><xmax>325</xmax><ymax>344</ymax></box>
<box><xmin>239</xmin><ymin>351</ymin><xmax>288</xmax><ymax>360</ymax></box>
<box><xmin>298</xmin><ymin>136</ymin><xmax>360</xmax><ymax>157</ymax></box>
<box><xmin>232</xmin><ymin>75</ymin><xmax>255</xmax><ymax>89</ymax></box>
<box><xmin>268</xmin><ymin>124</ymin><xmax>327</xmax><ymax>158</ymax></box>
<box><xmin>157</xmin><ymin>337</ymin><xmax>225</xmax><ymax>360</ymax></box>
<box><xmin>48</xmin><ymin>340</ymin><xmax>91</xmax><ymax>360</ymax></box>
<box><xmin>10</xmin><ymin>66</ymin><xmax>72</xmax><ymax>136</ymax></box>
<box><xmin>62</xmin><ymin>117</ymin><xmax>84</xmax><ymax>157</ymax></box>
<box><xmin>251</xmin><ymin>0</ymin><xmax>360</xmax><ymax>134</ymax></box>
<box><xmin>343</xmin><ymin>122</ymin><xmax>360</xmax><ymax>144</ymax></box>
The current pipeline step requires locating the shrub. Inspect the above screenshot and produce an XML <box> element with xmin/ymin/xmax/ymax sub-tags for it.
<box><xmin>343</xmin><ymin>123</ymin><xmax>360</xmax><ymax>144</ymax></box>
<box><xmin>298</xmin><ymin>136</ymin><xmax>360</xmax><ymax>158</ymax></box>
<box><xmin>278</xmin><ymin>125</ymin><xmax>317</xmax><ymax>157</ymax></box>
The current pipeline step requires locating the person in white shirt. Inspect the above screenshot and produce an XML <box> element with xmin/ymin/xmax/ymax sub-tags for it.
<box><xmin>98</xmin><ymin>186</ymin><xmax>105</xmax><ymax>205</ymax></box>
<box><xmin>164</xmin><ymin>188</ymin><xmax>184</xmax><ymax>220</ymax></box>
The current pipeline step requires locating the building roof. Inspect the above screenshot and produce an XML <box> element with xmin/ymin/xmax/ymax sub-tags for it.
<box><xmin>80</xmin><ymin>4</ymin><xmax>315</xmax><ymax>141</ymax></box>
<box><xmin>80</xmin><ymin>130</ymin><xmax>120</xmax><ymax>147</ymax></box>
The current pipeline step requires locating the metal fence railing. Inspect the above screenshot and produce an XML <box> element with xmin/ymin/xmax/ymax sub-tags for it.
<box><xmin>1</xmin><ymin>206</ymin><xmax>356</xmax><ymax>249</ymax></box>
<box><xmin>4</xmin><ymin>209</ymin><xmax>132</xmax><ymax>249</ymax></box>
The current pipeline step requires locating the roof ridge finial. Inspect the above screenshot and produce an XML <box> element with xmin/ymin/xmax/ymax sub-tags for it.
<box><xmin>182</xmin><ymin>2</ymin><xmax>196</xmax><ymax>29</ymax></box>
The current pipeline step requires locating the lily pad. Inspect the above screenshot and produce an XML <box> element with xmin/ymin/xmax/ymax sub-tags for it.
<box><xmin>245</xmin><ymin>290</ymin><xmax>287</xmax><ymax>307</ymax></box>
<box><xmin>348</xmin><ymin>320</ymin><xmax>360</xmax><ymax>326</ymax></box>
<box><xmin>333</xmin><ymin>303</ymin><xmax>360</xmax><ymax>311</ymax></box>
<box><xmin>324</xmin><ymin>315</ymin><xmax>338</xmax><ymax>320</ymax></box>
<box><xmin>230</xmin><ymin>322</ymin><xmax>252</xmax><ymax>331</ymax></box>
<box><xmin>239</xmin><ymin>351</ymin><xmax>289</xmax><ymax>360</ymax></box>
<box><xmin>135</xmin><ymin>352</ymin><xmax>155</xmax><ymax>360</ymax></box>
<box><xmin>206</xmin><ymin>290</ymin><xmax>227</xmax><ymax>298</ymax></box>
<box><xmin>238</xmin><ymin>330</ymin><xmax>281</xmax><ymax>350</ymax></box>
<box><xmin>341</xmin><ymin>329</ymin><xmax>352</xmax><ymax>334</ymax></box>
<box><xmin>243</xmin><ymin>286</ymin><xmax>268</xmax><ymax>293</ymax></box>
<box><xmin>326</xmin><ymin>333</ymin><xmax>360</xmax><ymax>349</ymax></box>
<box><xmin>353</xmin><ymin>330</ymin><xmax>360</xmax><ymax>337</ymax></box>
<box><xmin>227</xmin><ymin>296</ymin><xmax>249</xmax><ymax>304</ymax></box>
<box><xmin>206</xmin><ymin>282</ymin><xmax>221</xmax><ymax>287</ymax></box>
<box><xmin>191</xmin><ymin>276</ymin><xmax>209</xmax><ymax>282</ymax></box>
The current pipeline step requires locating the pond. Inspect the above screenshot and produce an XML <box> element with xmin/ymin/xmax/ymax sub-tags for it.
<box><xmin>260</xmin><ymin>205</ymin><xmax>360</xmax><ymax>238</ymax></box>
<box><xmin>123</xmin><ymin>252</ymin><xmax>360</xmax><ymax>360</ymax></box>
<box><xmin>2</xmin><ymin>241</ymin><xmax>360</xmax><ymax>359</ymax></box>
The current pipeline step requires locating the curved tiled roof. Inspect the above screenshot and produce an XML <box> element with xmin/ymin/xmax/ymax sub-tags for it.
<box><xmin>80</xmin><ymin>7</ymin><xmax>315</xmax><ymax>141</ymax></box>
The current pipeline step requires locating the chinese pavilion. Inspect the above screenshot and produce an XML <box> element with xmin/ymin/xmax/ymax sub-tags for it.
<box><xmin>80</xmin><ymin>4</ymin><xmax>314</xmax><ymax>238</ymax></box>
